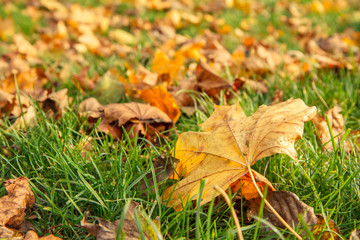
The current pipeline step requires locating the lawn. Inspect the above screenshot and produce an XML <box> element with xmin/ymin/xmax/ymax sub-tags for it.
<box><xmin>0</xmin><ymin>0</ymin><xmax>360</xmax><ymax>239</ymax></box>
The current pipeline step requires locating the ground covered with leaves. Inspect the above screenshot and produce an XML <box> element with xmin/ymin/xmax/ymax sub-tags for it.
<box><xmin>1</xmin><ymin>0</ymin><xmax>360</xmax><ymax>239</ymax></box>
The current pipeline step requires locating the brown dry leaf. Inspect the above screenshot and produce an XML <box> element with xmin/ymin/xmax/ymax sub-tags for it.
<box><xmin>312</xmin><ymin>106</ymin><xmax>359</xmax><ymax>152</ymax></box>
<box><xmin>11</xmin><ymin>106</ymin><xmax>37</xmax><ymax>130</ymax></box>
<box><xmin>38</xmin><ymin>89</ymin><xmax>69</xmax><ymax>120</ymax></box>
<box><xmin>79</xmin><ymin>98</ymin><xmax>173</xmax><ymax>140</ymax></box>
<box><xmin>162</xmin><ymin>98</ymin><xmax>316</xmax><ymax>210</ymax></box>
<box><xmin>73</xmin><ymin>66</ymin><xmax>98</xmax><ymax>91</ymax></box>
<box><xmin>349</xmin><ymin>229</ymin><xmax>360</xmax><ymax>240</ymax></box>
<box><xmin>247</xmin><ymin>191</ymin><xmax>318</xmax><ymax>237</ymax></box>
<box><xmin>139</xmin><ymin>85</ymin><xmax>181</xmax><ymax>123</ymax></box>
<box><xmin>0</xmin><ymin>89</ymin><xmax>15</xmax><ymax>117</ymax></box>
<box><xmin>233</xmin><ymin>77</ymin><xmax>268</xmax><ymax>94</ymax></box>
<box><xmin>0</xmin><ymin>177</ymin><xmax>35</xmax><ymax>237</ymax></box>
<box><xmin>312</xmin><ymin>106</ymin><xmax>344</xmax><ymax>151</ymax></box>
<box><xmin>138</xmin><ymin>155</ymin><xmax>180</xmax><ymax>192</ymax></box>
<box><xmin>24</xmin><ymin>231</ymin><xmax>62</xmax><ymax>240</ymax></box>
<box><xmin>195</xmin><ymin>60</ymin><xmax>232</xmax><ymax>98</ymax></box>
<box><xmin>81</xmin><ymin>202</ymin><xmax>161</xmax><ymax>240</ymax></box>
<box><xmin>312</xmin><ymin>214</ymin><xmax>341</xmax><ymax>240</ymax></box>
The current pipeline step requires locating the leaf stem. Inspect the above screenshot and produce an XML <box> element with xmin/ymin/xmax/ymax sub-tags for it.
<box><xmin>247</xmin><ymin>166</ymin><xmax>303</xmax><ymax>240</ymax></box>
<box><xmin>214</xmin><ymin>185</ymin><xmax>244</xmax><ymax>240</ymax></box>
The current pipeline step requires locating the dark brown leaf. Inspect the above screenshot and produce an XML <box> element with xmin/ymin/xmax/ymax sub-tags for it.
<box><xmin>248</xmin><ymin>191</ymin><xmax>318</xmax><ymax>236</ymax></box>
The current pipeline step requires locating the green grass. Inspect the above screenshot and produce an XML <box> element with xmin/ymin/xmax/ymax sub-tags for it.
<box><xmin>1</xmin><ymin>0</ymin><xmax>360</xmax><ymax>239</ymax></box>
<box><xmin>1</xmin><ymin>69</ymin><xmax>359</xmax><ymax>239</ymax></box>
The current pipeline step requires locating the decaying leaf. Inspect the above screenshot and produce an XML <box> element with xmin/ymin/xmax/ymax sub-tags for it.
<box><xmin>38</xmin><ymin>89</ymin><xmax>69</xmax><ymax>120</ymax></box>
<box><xmin>196</xmin><ymin>60</ymin><xmax>232</xmax><ymax>98</ymax></box>
<box><xmin>233</xmin><ymin>77</ymin><xmax>268</xmax><ymax>94</ymax></box>
<box><xmin>138</xmin><ymin>155</ymin><xmax>180</xmax><ymax>192</ymax></box>
<box><xmin>162</xmin><ymin>98</ymin><xmax>316</xmax><ymax>210</ymax></box>
<box><xmin>247</xmin><ymin>191</ymin><xmax>318</xmax><ymax>236</ymax></box>
<box><xmin>81</xmin><ymin>202</ymin><xmax>161</xmax><ymax>240</ymax></box>
<box><xmin>312</xmin><ymin>214</ymin><xmax>341</xmax><ymax>240</ymax></box>
<box><xmin>24</xmin><ymin>231</ymin><xmax>62</xmax><ymax>240</ymax></box>
<box><xmin>79</xmin><ymin>98</ymin><xmax>173</xmax><ymax>140</ymax></box>
<box><xmin>312</xmin><ymin>106</ymin><xmax>360</xmax><ymax>152</ymax></box>
<box><xmin>0</xmin><ymin>177</ymin><xmax>35</xmax><ymax>237</ymax></box>
<box><xmin>349</xmin><ymin>229</ymin><xmax>360</xmax><ymax>240</ymax></box>
<box><xmin>139</xmin><ymin>85</ymin><xmax>181</xmax><ymax>123</ymax></box>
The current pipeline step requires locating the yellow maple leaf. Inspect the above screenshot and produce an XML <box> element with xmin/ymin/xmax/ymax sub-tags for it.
<box><xmin>162</xmin><ymin>98</ymin><xmax>317</xmax><ymax>211</ymax></box>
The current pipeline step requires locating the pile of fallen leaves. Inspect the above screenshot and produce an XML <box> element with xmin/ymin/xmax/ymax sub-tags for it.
<box><xmin>1</xmin><ymin>0</ymin><xmax>360</xmax><ymax>239</ymax></box>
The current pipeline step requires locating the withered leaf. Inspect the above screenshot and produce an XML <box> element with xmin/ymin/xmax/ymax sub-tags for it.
<box><xmin>38</xmin><ymin>89</ymin><xmax>69</xmax><ymax>120</ymax></box>
<box><xmin>195</xmin><ymin>60</ymin><xmax>232</xmax><ymax>98</ymax></box>
<box><xmin>79</xmin><ymin>98</ymin><xmax>173</xmax><ymax>140</ymax></box>
<box><xmin>313</xmin><ymin>214</ymin><xmax>341</xmax><ymax>240</ymax></box>
<box><xmin>0</xmin><ymin>177</ymin><xmax>35</xmax><ymax>237</ymax></box>
<box><xmin>138</xmin><ymin>155</ymin><xmax>180</xmax><ymax>192</ymax></box>
<box><xmin>312</xmin><ymin>106</ymin><xmax>360</xmax><ymax>152</ymax></box>
<box><xmin>247</xmin><ymin>191</ymin><xmax>318</xmax><ymax>236</ymax></box>
<box><xmin>24</xmin><ymin>231</ymin><xmax>62</xmax><ymax>240</ymax></box>
<box><xmin>233</xmin><ymin>77</ymin><xmax>268</xmax><ymax>94</ymax></box>
<box><xmin>162</xmin><ymin>98</ymin><xmax>316</xmax><ymax>210</ymax></box>
<box><xmin>349</xmin><ymin>229</ymin><xmax>360</xmax><ymax>240</ymax></box>
<box><xmin>139</xmin><ymin>85</ymin><xmax>181</xmax><ymax>123</ymax></box>
<box><xmin>81</xmin><ymin>202</ymin><xmax>161</xmax><ymax>240</ymax></box>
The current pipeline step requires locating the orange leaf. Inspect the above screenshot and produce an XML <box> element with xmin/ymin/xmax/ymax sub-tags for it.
<box><xmin>139</xmin><ymin>85</ymin><xmax>181</xmax><ymax>123</ymax></box>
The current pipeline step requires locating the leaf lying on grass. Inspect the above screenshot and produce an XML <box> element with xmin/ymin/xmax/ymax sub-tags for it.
<box><xmin>79</xmin><ymin>98</ymin><xmax>173</xmax><ymax>141</ymax></box>
<box><xmin>247</xmin><ymin>191</ymin><xmax>341</xmax><ymax>239</ymax></box>
<box><xmin>0</xmin><ymin>177</ymin><xmax>60</xmax><ymax>239</ymax></box>
<box><xmin>162</xmin><ymin>98</ymin><xmax>317</xmax><ymax>211</ymax></box>
<box><xmin>349</xmin><ymin>229</ymin><xmax>360</xmax><ymax>240</ymax></box>
<box><xmin>312</xmin><ymin>106</ymin><xmax>360</xmax><ymax>152</ymax></box>
<box><xmin>81</xmin><ymin>201</ymin><xmax>161</xmax><ymax>240</ymax></box>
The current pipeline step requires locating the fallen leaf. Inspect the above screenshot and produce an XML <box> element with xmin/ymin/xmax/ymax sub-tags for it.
<box><xmin>233</xmin><ymin>77</ymin><xmax>268</xmax><ymax>94</ymax></box>
<box><xmin>138</xmin><ymin>155</ymin><xmax>180</xmax><ymax>192</ymax></box>
<box><xmin>139</xmin><ymin>85</ymin><xmax>181</xmax><ymax>123</ymax></box>
<box><xmin>24</xmin><ymin>231</ymin><xmax>62</xmax><ymax>240</ymax></box>
<box><xmin>81</xmin><ymin>202</ymin><xmax>161</xmax><ymax>240</ymax></box>
<box><xmin>230</xmin><ymin>170</ymin><xmax>275</xmax><ymax>200</ymax></box>
<box><xmin>312</xmin><ymin>106</ymin><xmax>360</xmax><ymax>152</ymax></box>
<box><xmin>162</xmin><ymin>98</ymin><xmax>316</xmax><ymax>210</ymax></box>
<box><xmin>79</xmin><ymin>98</ymin><xmax>173</xmax><ymax>140</ymax></box>
<box><xmin>11</xmin><ymin>106</ymin><xmax>37</xmax><ymax>130</ymax></box>
<box><xmin>349</xmin><ymin>229</ymin><xmax>360</xmax><ymax>240</ymax></box>
<box><xmin>38</xmin><ymin>89</ymin><xmax>69</xmax><ymax>120</ymax></box>
<box><xmin>247</xmin><ymin>191</ymin><xmax>318</xmax><ymax>237</ymax></box>
<box><xmin>312</xmin><ymin>214</ymin><xmax>341</xmax><ymax>240</ymax></box>
<box><xmin>0</xmin><ymin>177</ymin><xmax>35</xmax><ymax>237</ymax></box>
<box><xmin>196</xmin><ymin>60</ymin><xmax>232</xmax><ymax>98</ymax></box>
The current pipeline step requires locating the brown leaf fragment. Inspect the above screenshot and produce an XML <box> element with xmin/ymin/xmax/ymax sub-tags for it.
<box><xmin>0</xmin><ymin>177</ymin><xmax>35</xmax><ymax>238</ymax></box>
<box><xmin>73</xmin><ymin>66</ymin><xmax>98</xmax><ymax>91</ymax></box>
<box><xmin>313</xmin><ymin>214</ymin><xmax>341</xmax><ymax>240</ymax></box>
<box><xmin>349</xmin><ymin>229</ymin><xmax>360</xmax><ymax>240</ymax></box>
<box><xmin>248</xmin><ymin>191</ymin><xmax>318</xmax><ymax>236</ymax></box>
<box><xmin>233</xmin><ymin>77</ymin><xmax>268</xmax><ymax>94</ymax></box>
<box><xmin>11</xmin><ymin>106</ymin><xmax>37</xmax><ymax>130</ymax></box>
<box><xmin>24</xmin><ymin>230</ymin><xmax>62</xmax><ymax>240</ymax></box>
<box><xmin>79</xmin><ymin>97</ymin><xmax>104</xmax><ymax>119</ymax></box>
<box><xmin>79</xmin><ymin>98</ymin><xmax>173</xmax><ymax>140</ymax></box>
<box><xmin>81</xmin><ymin>202</ymin><xmax>161</xmax><ymax>240</ymax></box>
<box><xmin>38</xmin><ymin>89</ymin><xmax>69</xmax><ymax>120</ymax></box>
<box><xmin>139</xmin><ymin>155</ymin><xmax>180</xmax><ymax>192</ymax></box>
<box><xmin>195</xmin><ymin>60</ymin><xmax>232</xmax><ymax>98</ymax></box>
<box><xmin>312</xmin><ymin>106</ymin><xmax>359</xmax><ymax>152</ymax></box>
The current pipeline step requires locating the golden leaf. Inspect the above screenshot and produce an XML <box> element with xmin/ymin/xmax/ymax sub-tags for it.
<box><xmin>162</xmin><ymin>98</ymin><xmax>316</xmax><ymax>211</ymax></box>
